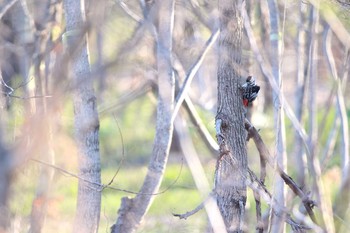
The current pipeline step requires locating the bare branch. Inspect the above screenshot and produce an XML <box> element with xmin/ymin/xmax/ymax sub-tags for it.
<box><xmin>172</xmin><ymin>53</ymin><xmax>219</xmax><ymax>154</ymax></box>
<box><xmin>244</xmin><ymin>119</ymin><xmax>318</xmax><ymax>226</ymax></box>
<box><xmin>242</xmin><ymin>7</ymin><xmax>311</xmax><ymax>157</ymax></box>
<box><xmin>99</xmin><ymin>80</ymin><xmax>155</xmax><ymax>116</ymax></box>
<box><xmin>112</xmin><ymin>2</ymin><xmax>176</xmax><ymax>231</ymax></box>
<box><xmin>247</xmin><ymin>169</ymin><xmax>314</xmax><ymax>232</ymax></box>
<box><xmin>183</xmin><ymin>97</ymin><xmax>219</xmax><ymax>154</ymax></box>
<box><xmin>0</xmin><ymin>93</ymin><xmax>52</xmax><ymax>100</ymax></box>
<box><xmin>117</xmin><ymin>0</ymin><xmax>142</xmax><ymax>22</ymax></box>
<box><xmin>31</xmin><ymin>158</ymin><xmax>183</xmax><ymax>196</ymax></box>
<box><xmin>323</xmin><ymin>27</ymin><xmax>349</xmax><ymax>179</ymax></box>
<box><xmin>0</xmin><ymin>0</ymin><xmax>18</xmax><ymax>20</ymax></box>
<box><xmin>174</xmin><ymin>114</ymin><xmax>226</xmax><ymax>232</ymax></box>
<box><xmin>171</xmin><ymin>29</ymin><xmax>219</xmax><ymax>123</ymax></box>
<box><xmin>104</xmin><ymin>115</ymin><xmax>125</xmax><ymax>187</ymax></box>
<box><xmin>308</xmin><ymin>0</ymin><xmax>350</xmax><ymax>48</ymax></box>
<box><xmin>173</xmin><ymin>198</ymin><xmax>206</xmax><ymax>220</ymax></box>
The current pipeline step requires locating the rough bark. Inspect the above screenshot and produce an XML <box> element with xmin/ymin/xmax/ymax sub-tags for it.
<box><xmin>215</xmin><ymin>1</ymin><xmax>247</xmax><ymax>232</ymax></box>
<box><xmin>111</xmin><ymin>1</ymin><xmax>175</xmax><ymax>232</ymax></box>
<box><xmin>63</xmin><ymin>1</ymin><xmax>101</xmax><ymax>232</ymax></box>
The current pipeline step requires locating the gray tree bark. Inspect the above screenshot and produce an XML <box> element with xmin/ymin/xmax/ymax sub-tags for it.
<box><xmin>215</xmin><ymin>1</ymin><xmax>247</xmax><ymax>232</ymax></box>
<box><xmin>63</xmin><ymin>1</ymin><xmax>101</xmax><ymax>233</ymax></box>
<box><xmin>111</xmin><ymin>1</ymin><xmax>175</xmax><ymax>232</ymax></box>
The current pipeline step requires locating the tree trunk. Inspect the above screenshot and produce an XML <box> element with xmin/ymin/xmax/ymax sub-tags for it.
<box><xmin>28</xmin><ymin>57</ymin><xmax>55</xmax><ymax>233</ymax></box>
<box><xmin>257</xmin><ymin>0</ymin><xmax>272</xmax><ymax>111</ymax></box>
<box><xmin>63</xmin><ymin>1</ymin><xmax>101</xmax><ymax>233</ymax></box>
<box><xmin>9</xmin><ymin>0</ymin><xmax>35</xmax><ymax>103</ymax></box>
<box><xmin>111</xmin><ymin>1</ymin><xmax>175</xmax><ymax>232</ymax></box>
<box><xmin>0</xmin><ymin>114</ymin><xmax>11</xmax><ymax>232</ymax></box>
<box><xmin>266</xmin><ymin>0</ymin><xmax>287</xmax><ymax>232</ymax></box>
<box><xmin>293</xmin><ymin>1</ymin><xmax>308</xmax><ymax>188</ymax></box>
<box><xmin>28</xmin><ymin>2</ymin><xmax>57</xmax><ymax>231</ymax></box>
<box><xmin>307</xmin><ymin>7</ymin><xmax>335</xmax><ymax>233</ymax></box>
<box><xmin>215</xmin><ymin>1</ymin><xmax>247</xmax><ymax>232</ymax></box>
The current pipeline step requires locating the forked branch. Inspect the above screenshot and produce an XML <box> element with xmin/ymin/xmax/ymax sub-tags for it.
<box><xmin>244</xmin><ymin>119</ymin><xmax>318</xmax><ymax>225</ymax></box>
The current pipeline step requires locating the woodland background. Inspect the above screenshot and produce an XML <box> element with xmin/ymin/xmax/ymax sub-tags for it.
<box><xmin>0</xmin><ymin>0</ymin><xmax>350</xmax><ymax>232</ymax></box>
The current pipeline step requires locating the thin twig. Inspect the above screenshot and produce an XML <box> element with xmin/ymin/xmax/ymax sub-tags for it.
<box><xmin>253</xmin><ymin>183</ymin><xmax>264</xmax><ymax>233</ymax></box>
<box><xmin>1</xmin><ymin>76</ymin><xmax>52</xmax><ymax>100</ymax></box>
<box><xmin>0</xmin><ymin>0</ymin><xmax>18</xmax><ymax>20</ymax></box>
<box><xmin>171</xmin><ymin>52</ymin><xmax>219</xmax><ymax>155</ymax></box>
<box><xmin>183</xmin><ymin>97</ymin><xmax>219</xmax><ymax>154</ymax></box>
<box><xmin>99</xmin><ymin>80</ymin><xmax>154</xmax><ymax>116</ymax></box>
<box><xmin>0</xmin><ymin>93</ymin><xmax>52</xmax><ymax>100</ymax></box>
<box><xmin>308</xmin><ymin>0</ymin><xmax>350</xmax><ymax>48</ymax></box>
<box><xmin>117</xmin><ymin>0</ymin><xmax>142</xmax><ymax>22</ymax></box>
<box><xmin>242</xmin><ymin>8</ymin><xmax>311</xmax><ymax>157</ymax></box>
<box><xmin>31</xmin><ymin>158</ymin><xmax>183</xmax><ymax>195</ymax></box>
<box><xmin>173</xmin><ymin>198</ymin><xmax>206</xmax><ymax>219</ymax></box>
<box><xmin>104</xmin><ymin>115</ymin><xmax>126</xmax><ymax>188</ymax></box>
<box><xmin>247</xmin><ymin>168</ymin><xmax>313</xmax><ymax>232</ymax></box>
<box><xmin>323</xmin><ymin>27</ymin><xmax>349</xmax><ymax>179</ymax></box>
<box><xmin>171</xmin><ymin>29</ymin><xmax>219</xmax><ymax>123</ymax></box>
<box><xmin>173</xmin><ymin>114</ymin><xmax>226</xmax><ymax>232</ymax></box>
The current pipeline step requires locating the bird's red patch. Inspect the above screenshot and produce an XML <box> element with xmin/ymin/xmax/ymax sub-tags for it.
<box><xmin>243</xmin><ymin>99</ymin><xmax>249</xmax><ymax>107</ymax></box>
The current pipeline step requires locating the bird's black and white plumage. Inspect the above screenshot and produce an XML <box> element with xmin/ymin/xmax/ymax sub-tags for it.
<box><xmin>241</xmin><ymin>76</ymin><xmax>260</xmax><ymax>107</ymax></box>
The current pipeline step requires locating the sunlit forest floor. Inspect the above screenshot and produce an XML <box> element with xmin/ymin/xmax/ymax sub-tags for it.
<box><xmin>7</xmin><ymin>94</ymin><xmax>348</xmax><ymax>232</ymax></box>
<box><xmin>10</xmin><ymin>161</ymin><xmax>344</xmax><ymax>232</ymax></box>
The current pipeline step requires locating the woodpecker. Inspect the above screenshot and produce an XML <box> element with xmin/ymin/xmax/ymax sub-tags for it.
<box><xmin>241</xmin><ymin>76</ymin><xmax>260</xmax><ymax>107</ymax></box>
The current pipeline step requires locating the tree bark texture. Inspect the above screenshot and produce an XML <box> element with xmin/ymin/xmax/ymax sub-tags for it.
<box><xmin>111</xmin><ymin>1</ymin><xmax>175</xmax><ymax>232</ymax></box>
<box><xmin>215</xmin><ymin>1</ymin><xmax>247</xmax><ymax>232</ymax></box>
<box><xmin>63</xmin><ymin>1</ymin><xmax>101</xmax><ymax>233</ymax></box>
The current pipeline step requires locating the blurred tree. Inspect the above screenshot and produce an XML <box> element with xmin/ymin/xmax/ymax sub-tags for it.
<box><xmin>111</xmin><ymin>1</ymin><xmax>175</xmax><ymax>232</ymax></box>
<box><xmin>63</xmin><ymin>0</ymin><xmax>101</xmax><ymax>232</ymax></box>
<box><xmin>28</xmin><ymin>1</ymin><xmax>58</xmax><ymax>232</ymax></box>
<box><xmin>0</xmin><ymin>103</ymin><xmax>11</xmax><ymax>232</ymax></box>
<box><xmin>267</xmin><ymin>0</ymin><xmax>287</xmax><ymax>232</ymax></box>
<box><xmin>0</xmin><ymin>0</ymin><xmax>349</xmax><ymax>232</ymax></box>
